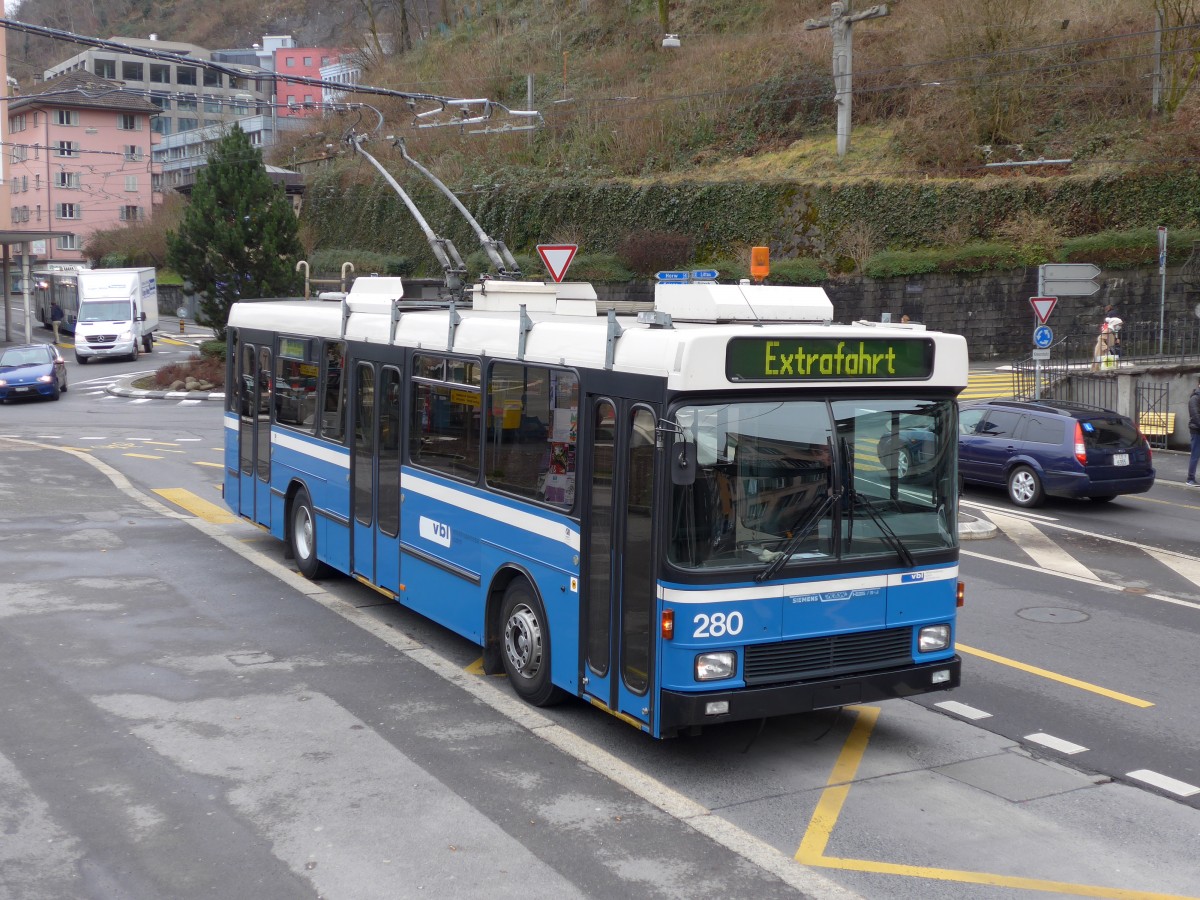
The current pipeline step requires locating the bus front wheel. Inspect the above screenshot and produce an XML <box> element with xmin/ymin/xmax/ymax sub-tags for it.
<box><xmin>289</xmin><ymin>488</ymin><xmax>329</xmax><ymax>580</ymax></box>
<box><xmin>500</xmin><ymin>580</ymin><xmax>565</xmax><ymax>707</ymax></box>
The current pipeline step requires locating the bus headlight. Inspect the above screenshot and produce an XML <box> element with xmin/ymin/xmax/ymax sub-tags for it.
<box><xmin>918</xmin><ymin>624</ymin><xmax>951</xmax><ymax>652</ymax></box>
<box><xmin>696</xmin><ymin>651</ymin><xmax>736</xmax><ymax>681</ymax></box>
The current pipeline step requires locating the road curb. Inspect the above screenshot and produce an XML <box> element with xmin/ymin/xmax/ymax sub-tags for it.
<box><xmin>958</xmin><ymin>511</ymin><xmax>997</xmax><ymax>540</ymax></box>
<box><xmin>107</xmin><ymin>374</ymin><xmax>225</xmax><ymax>402</ymax></box>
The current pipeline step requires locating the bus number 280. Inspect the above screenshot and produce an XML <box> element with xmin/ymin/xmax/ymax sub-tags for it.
<box><xmin>693</xmin><ymin>611</ymin><xmax>744</xmax><ymax>638</ymax></box>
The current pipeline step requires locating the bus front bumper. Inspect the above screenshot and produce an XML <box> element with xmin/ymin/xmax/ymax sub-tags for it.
<box><xmin>657</xmin><ymin>656</ymin><xmax>961</xmax><ymax>737</ymax></box>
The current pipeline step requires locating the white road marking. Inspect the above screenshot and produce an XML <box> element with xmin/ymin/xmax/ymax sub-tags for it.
<box><xmin>985</xmin><ymin>511</ymin><xmax>1099</xmax><ymax>580</ymax></box>
<box><xmin>934</xmin><ymin>700</ymin><xmax>992</xmax><ymax>720</ymax></box>
<box><xmin>1026</xmin><ymin>733</ymin><xmax>1088</xmax><ymax>755</ymax></box>
<box><xmin>1125</xmin><ymin>770</ymin><xmax>1200</xmax><ymax>797</ymax></box>
<box><xmin>960</xmin><ymin>500</ymin><xmax>1058</xmax><ymax>523</ymax></box>
<box><xmin>128</xmin><ymin>398</ymin><xmax>152</xmax><ymax>404</ymax></box>
<box><xmin>177</xmin><ymin>399</ymin><xmax>202</xmax><ymax>406</ymax></box>
<box><xmin>962</xmin><ymin>549</ymin><xmax>1200</xmax><ymax>612</ymax></box>
<box><xmin>1143</xmin><ymin>547</ymin><xmax>1200</xmax><ymax>591</ymax></box>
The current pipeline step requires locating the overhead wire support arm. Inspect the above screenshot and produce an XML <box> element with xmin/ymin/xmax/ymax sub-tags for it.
<box><xmin>348</xmin><ymin>132</ymin><xmax>467</xmax><ymax>298</ymax></box>
<box><xmin>394</xmin><ymin>137</ymin><xmax>522</xmax><ymax>279</ymax></box>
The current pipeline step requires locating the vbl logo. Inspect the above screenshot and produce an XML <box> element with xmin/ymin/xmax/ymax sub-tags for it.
<box><xmin>901</xmin><ymin>572</ymin><xmax>926</xmax><ymax>583</ymax></box>
<box><xmin>419</xmin><ymin>516</ymin><xmax>452</xmax><ymax>548</ymax></box>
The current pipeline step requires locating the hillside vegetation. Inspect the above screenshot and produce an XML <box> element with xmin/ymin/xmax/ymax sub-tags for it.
<box><xmin>16</xmin><ymin>0</ymin><xmax>1200</xmax><ymax>274</ymax></box>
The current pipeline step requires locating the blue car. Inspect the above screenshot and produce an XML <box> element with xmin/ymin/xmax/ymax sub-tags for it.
<box><xmin>959</xmin><ymin>399</ymin><xmax>1154</xmax><ymax>507</ymax></box>
<box><xmin>0</xmin><ymin>343</ymin><xmax>69</xmax><ymax>402</ymax></box>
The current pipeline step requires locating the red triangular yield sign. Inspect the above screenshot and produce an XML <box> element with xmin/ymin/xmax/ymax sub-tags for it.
<box><xmin>537</xmin><ymin>244</ymin><xmax>578</xmax><ymax>283</ymax></box>
<box><xmin>1029</xmin><ymin>296</ymin><xmax>1057</xmax><ymax>324</ymax></box>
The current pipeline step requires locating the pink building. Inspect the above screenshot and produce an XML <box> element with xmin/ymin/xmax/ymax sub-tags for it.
<box><xmin>6</xmin><ymin>70</ymin><xmax>161</xmax><ymax>264</ymax></box>
<box><xmin>274</xmin><ymin>47</ymin><xmax>342</xmax><ymax>116</ymax></box>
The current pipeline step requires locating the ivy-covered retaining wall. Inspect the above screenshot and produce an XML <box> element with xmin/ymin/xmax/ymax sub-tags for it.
<box><xmin>304</xmin><ymin>166</ymin><xmax>1200</xmax><ymax>264</ymax></box>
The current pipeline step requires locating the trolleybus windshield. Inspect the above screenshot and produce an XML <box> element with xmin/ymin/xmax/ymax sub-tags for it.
<box><xmin>668</xmin><ymin>397</ymin><xmax>957</xmax><ymax>572</ymax></box>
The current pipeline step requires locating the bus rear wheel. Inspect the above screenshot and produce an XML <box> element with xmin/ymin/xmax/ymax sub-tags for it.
<box><xmin>500</xmin><ymin>580</ymin><xmax>565</xmax><ymax>707</ymax></box>
<box><xmin>289</xmin><ymin>488</ymin><xmax>330</xmax><ymax>580</ymax></box>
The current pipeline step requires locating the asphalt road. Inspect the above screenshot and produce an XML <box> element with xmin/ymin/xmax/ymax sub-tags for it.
<box><xmin>2</xmin><ymin>341</ymin><xmax>1199</xmax><ymax>899</ymax></box>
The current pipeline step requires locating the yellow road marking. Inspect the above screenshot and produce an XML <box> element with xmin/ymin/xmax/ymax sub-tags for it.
<box><xmin>957</xmin><ymin>643</ymin><xmax>1154</xmax><ymax>708</ymax></box>
<box><xmin>797</xmin><ymin>706</ymin><xmax>1197</xmax><ymax>899</ymax></box>
<box><xmin>152</xmin><ymin>488</ymin><xmax>239</xmax><ymax>524</ymax></box>
<box><xmin>194</xmin><ymin>460</ymin><xmax>224</xmax><ymax>468</ymax></box>
<box><xmin>142</xmin><ymin>441</ymin><xmax>179</xmax><ymax>447</ymax></box>
<box><xmin>124</xmin><ymin>453</ymin><xmax>163</xmax><ymax>459</ymax></box>
<box><xmin>1127</xmin><ymin>493</ymin><xmax>1200</xmax><ymax>511</ymax></box>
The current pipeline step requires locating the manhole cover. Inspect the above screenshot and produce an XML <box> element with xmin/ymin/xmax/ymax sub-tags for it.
<box><xmin>1016</xmin><ymin>607</ymin><xmax>1090</xmax><ymax>624</ymax></box>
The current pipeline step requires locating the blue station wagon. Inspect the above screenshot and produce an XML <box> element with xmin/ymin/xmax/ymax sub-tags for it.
<box><xmin>958</xmin><ymin>399</ymin><xmax>1154</xmax><ymax>507</ymax></box>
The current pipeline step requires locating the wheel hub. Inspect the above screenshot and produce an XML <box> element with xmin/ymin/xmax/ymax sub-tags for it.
<box><xmin>504</xmin><ymin>604</ymin><xmax>542</xmax><ymax>679</ymax></box>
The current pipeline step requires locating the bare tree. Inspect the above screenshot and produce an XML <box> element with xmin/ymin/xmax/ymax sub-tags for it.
<box><xmin>1155</xmin><ymin>0</ymin><xmax>1200</xmax><ymax>118</ymax></box>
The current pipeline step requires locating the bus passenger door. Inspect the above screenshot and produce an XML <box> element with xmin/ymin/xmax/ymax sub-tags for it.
<box><xmin>582</xmin><ymin>398</ymin><xmax>658</xmax><ymax>730</ymax></box>
<box><xmin>350</xmin><ymin>362</ymin><xmax>377</xmax><ymax>583</ymax></box>
<box><xmin>236</xmin><ymin>341</ymin><xmax>271</xmax><ymax>525</ymax></box>
<box><xmin>374</xmin><ymin>366</ymin><xmax>403</xmax><ymax>594</ymax></box>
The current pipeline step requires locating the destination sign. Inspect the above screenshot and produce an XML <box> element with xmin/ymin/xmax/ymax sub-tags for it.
<box><xmin>726</xmin><ymin>337</ymin><xmax>935</xmax><ymax>381</ymax></box>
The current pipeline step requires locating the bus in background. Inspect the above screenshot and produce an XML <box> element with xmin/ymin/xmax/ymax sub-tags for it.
<box><xmin>31</xmin><ymin>263</ymin><xmax>90</xmax><ymax>332</ymax></box>
<box><xmin>224</xmin><ymin>275</ymin><xmax>967</xmax><ymax>738</ymax></box>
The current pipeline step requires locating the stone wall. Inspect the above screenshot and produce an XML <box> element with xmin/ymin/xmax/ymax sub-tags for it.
<box><xmin>597</xmin><ymin>245</ymin><xmax>1200</xmax><ymax>363</ymax></box>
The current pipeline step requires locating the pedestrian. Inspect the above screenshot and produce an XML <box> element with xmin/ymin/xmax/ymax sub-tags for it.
<box><xmin>1188</xmin><ymin>375</ymin><xmax>1200</xmax><ymax>486</ymax></box>
<box><xmin>50</xmin><ymin>300</ymin><xmax>64</xmax><ymax>344</ymax></box>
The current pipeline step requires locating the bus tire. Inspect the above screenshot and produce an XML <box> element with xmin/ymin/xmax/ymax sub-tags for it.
<box><xmin>500</xmin><ymin>580</ymin><xmax>565</xmax><ymax>707</ymax></box>
<box><xmin>289</xmin><ymin>488</ymin><xmax>330</xmax><ymax>580</ymax></box>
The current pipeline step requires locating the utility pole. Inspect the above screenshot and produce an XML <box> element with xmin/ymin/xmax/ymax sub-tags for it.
<box><xmin>1152</xmin><ymin>3</ymin><xmax>1164</xmax><ymax>114</ymax></box>
<box><xmin>804</xmin><ymin>1</ymin><xmax>890</xmax><ymax>158</ymax></box>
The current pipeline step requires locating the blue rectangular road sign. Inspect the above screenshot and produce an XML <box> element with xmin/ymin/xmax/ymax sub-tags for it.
<box><xmin>656</xmin><ymin>271</ymin><xmax>690</xmax><ymax>282</ymax></box>
<box><xmin>691</xmin><ymin>269</ymin><xmax>720</xmax><ymax>281</ymax></box>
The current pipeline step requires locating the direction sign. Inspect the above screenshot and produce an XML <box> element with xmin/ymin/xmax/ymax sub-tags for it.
<box><xmin>1033</xmin><ymin>325</ymin><xmax>1053</xmax><ymax>348</ymax></box>
<box><xmin>536</xmin><ymin>244</ymin><xmax>578</xmax><ymax>283</ymax></box>
<box><xmin>1039</xmin><ymin>263</ymin><xmax>1101</xmax><ymax>297</ymax></box>
<box><xmin>1029</xmin><ymin>296</ymin><xmax>1058</xmax><ymax>324</ymax></box>
<box><xmin>655</xmin><ymin>270</ymin><xmax>690</xmax><ymax>282</ymax></box>
<box><xmin>1040</xmin><ymin>263</ymin><xmax>1100</xmax><ymax>281</ymax></box>
<box><xmin>1031</xmin><ymin>348</ymin><xmax>1051</xmax><ymax>360</ymax></box>
<box><xmin>691</xmin><ymin>269</ymin><xmax>719</xmax><ymax>282</ymax></box>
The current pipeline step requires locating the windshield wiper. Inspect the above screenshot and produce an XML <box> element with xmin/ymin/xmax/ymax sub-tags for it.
<box><xmin>848</xmin><ymin>491</ymin><xmax>915</xmax><ymax>569</ymax></box>
<box><xmin>755</xmin><ymin>488</ymin><xmax>840</xmax><ymax>583</ymax></box>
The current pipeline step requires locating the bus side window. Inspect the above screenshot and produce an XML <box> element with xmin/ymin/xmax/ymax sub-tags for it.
<box><xmin>321</xmin><ymin>340</ymin><xmax>346</xmax><ymax>441</ymax></box>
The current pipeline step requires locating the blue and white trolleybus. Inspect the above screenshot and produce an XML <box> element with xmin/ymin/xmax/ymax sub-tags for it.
<box><xmin>224</xmin><ymin>275</ymin><xmax>967</xmax><ymax>737</ymax></box>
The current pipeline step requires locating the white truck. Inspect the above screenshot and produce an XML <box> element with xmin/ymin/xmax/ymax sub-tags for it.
<box><xmin>73</xmin><ymin>267</ymin><xmax>159</xmax><ymax>364</ymax></box>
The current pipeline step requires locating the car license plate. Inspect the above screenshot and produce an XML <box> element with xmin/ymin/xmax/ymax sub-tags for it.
<box><xmin>14</xmin><ymin>386</ymin><xmax>29</xmax><ymax>393</ymax></box>
<box><xmin>1113</xmin><ymin>453</ymin><xmax>1129</xmax><ymax>466</ymax></box>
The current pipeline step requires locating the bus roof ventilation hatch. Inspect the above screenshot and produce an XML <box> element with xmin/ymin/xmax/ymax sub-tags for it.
<box><xmin>470</xmin><ymin>279</ymin><xmax>598</xmax><ymax>317</ymax></box>
<box><xmin>653</xmin><ymin>282</ymin><xmax>834</xmax><ymax>323</ymax></box>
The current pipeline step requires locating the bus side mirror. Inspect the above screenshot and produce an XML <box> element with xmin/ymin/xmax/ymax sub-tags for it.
<box><xmin>672</xmin><ymin>441</ymin><xmax>697</xmax><ymax>486</ymax></box>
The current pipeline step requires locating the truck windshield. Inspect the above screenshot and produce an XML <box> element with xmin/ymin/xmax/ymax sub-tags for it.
<box><xmin>667</xmin><ymin>398</ymin><xmax>957</xmax><ymax>572</ymax></box>
<box><xmin>78</xmin><ymin>301</ymin><xmax>133</xmax><ymax>322</ymax></box>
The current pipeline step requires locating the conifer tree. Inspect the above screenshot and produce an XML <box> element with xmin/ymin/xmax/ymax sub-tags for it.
<box><xmin>167</xmin><ymin>124</ymin><xmax>303</xmax><ymax>340</ymax></box>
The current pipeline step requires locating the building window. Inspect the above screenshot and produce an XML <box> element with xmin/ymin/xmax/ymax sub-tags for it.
<box><xmin>230</xmin><ymin>76</ymin><xmax>246</xmax><ymax>90</ymax></box>
<box><xmin>203</xmin><ymin>119</ymin><xmax>221</xmax><ymax>128</ymax></box>
<box><xmin>203</xmin><ymin>97</ymin><xmax>221</xmax><ymax>114</ymax></box>
<box><xmin>231</xmin><ymin>97</ymin><xmax>249</xmax><ymax>115</ymax></box>
<box><xmin>125</xmin><ymin>175</ymin><xmax>138</xmax><ymax>192</ymax></box>
<box><xmin>176</xmin><ymin>66</ymin><xmax>197</xmax><ymax>86</ymax></box>
<box><xmin>285</xmin><ymin>57</ymin><xmax>295</xmax><ymax>67</ymax></box>
<box><xmin>56</xmin><ymin>234</ymin><xmax>80</xmax><ymax>250</ymax></box>
<box><xmin>118</xmin><ymin>114</ymin><xmax>141</xmax><ymax>131</ymax></box>
<box><xmin>124</xmin><ymin>145</ymin><xmax>143</xmax><ymax>161</ymax></box>
<box><xmin>54</xmin><ymin>171</ymin><xmax>81</xmax><ymax>189</ymax></box>
<box><xmin>304</xmin><ymin>94</ymin><xmax>314</xmax><ymax>105</ymax></box>
<box><xmin>304</xmin><ymin>56</ymin><xmax>312</xmax><ymax>66</ymax></box>
<box><xmin>177</xmin><ymin>117</ymin><xmax>198</xmax><ymax>132</ymax></box>
<box><xmin>122</xmin><ymin>61</ymin><xmax>144</xmax><ymax>81</ymax></box>
<box><xmin>119</xmin><ymin>205</ymin><xmax>142</xmax><ymax>221</ymax></box>
<box><xmin>54</xmin><ymin>141</ymin><xmax>79</xmax><ymax>158</ymax></box>
<box><xmin>94</xmin><ymin>58</ymin><xmax>117</xmax><ymax>79</ymax></box>
<box><xmin>149</xmin><ymin>64</ymin><xmax>171</xmax><ymax>83</ymax></box>
<box><xmin>152</xmin><ymin>118</ymin><xmax>171</xmax><ymax>135</ymax></box>
<box><xmin>55</xmin><ymin>202</ymin><xmax>80</xmax><ymax>220</ymax></box>
<box><xmin>9</xmin><ymin>114</ymin><xmax>25</xmax><ymax>133</ymax></box>
<box><xmin>54</xmin><ymin>110</ymin><xmax>79</xmax><ymax>126</ymax></box>
<box><xmin>203</xmin><ymin>69</ymin><xmax>222</xmax><ymax>87</ymax></box>
<box><xmin>176</xmin><ymin>98</ymin><xmax>197</xmax><ymax>111</ymax></box>
<box><xmin>287</xmin><ymin>95</ymin><xmax>296</xmax><ymax>106</ymax></box>
<box><xmin>11</xmin><ymin>145</ymin><xmax>27</xmax><ymax>163</ymax></box>
<box><xmin>150</xmin><ymin>95</ymin><xmax>171</xmax><ymax>111</ymax></box>
<box><xmin>321</xmin><ymin>56</ymin><xmax>330</xmax><ymax>65</ymax></box>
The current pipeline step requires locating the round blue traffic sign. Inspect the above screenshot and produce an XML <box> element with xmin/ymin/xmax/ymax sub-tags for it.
<box><xmin>1033</xmin><ymin>325</ymin><xmax>1053</xmax><ymax>348</ymax></box>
